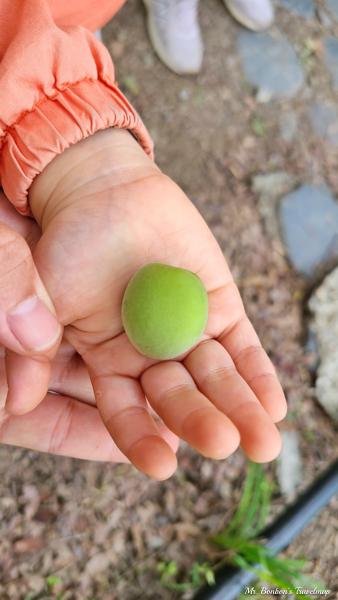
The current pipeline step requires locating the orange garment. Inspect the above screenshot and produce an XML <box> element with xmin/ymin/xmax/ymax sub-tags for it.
<box><xmin>0</xmin><ymin>0</ymin><xmax>153</xmax><ymax>216</ymax></box>
<box><xmin>50</xmin><ymin>0</ymin><xmax>125</xmax><ymax>32</ymax></box>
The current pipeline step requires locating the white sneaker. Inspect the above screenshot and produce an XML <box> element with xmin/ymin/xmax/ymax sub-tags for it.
<box><xmin>143</xmin><ymin>0</ymin><xmax>203</xmax><ymax>74</ymax></box>
<box><xmin>224</xmin><ymin>0</ymin><xmax>274</xmax><ymax>31</ymax></box>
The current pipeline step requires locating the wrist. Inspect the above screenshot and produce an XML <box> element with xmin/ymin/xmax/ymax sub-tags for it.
<box><xmin>29</xmin><ymin>128</ymin><xmax>159</xmax><ymax>231</ymax></box>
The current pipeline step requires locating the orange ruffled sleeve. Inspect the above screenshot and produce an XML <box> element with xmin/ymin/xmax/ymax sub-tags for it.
<box><xmin>0</xmin><ymin>0</ymin><xmax>153</xmax><ymax>216</ymax></box>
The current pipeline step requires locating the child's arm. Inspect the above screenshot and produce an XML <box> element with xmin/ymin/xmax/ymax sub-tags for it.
<box><xmin>0</xmin><ymin>0</ymin><xmax>152</xmax><ymax>215</ymax></box>
<box><xmin>21</xmin><ymin>127</ymin><xmax>286</xmax><ymax>480</ymax></box>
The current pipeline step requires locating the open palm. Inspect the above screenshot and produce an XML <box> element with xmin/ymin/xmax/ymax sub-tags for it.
<box><xmin>26</xmin><ymin>128</ymin><xmax>286</xmax><ymax>479</ymax></box>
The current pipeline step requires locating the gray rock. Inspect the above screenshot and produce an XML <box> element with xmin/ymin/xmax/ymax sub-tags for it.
<box><xmin>324</xmin><ymin>36</ymin><xmax>338</xmax><ymax>89</ymax></box>
<box><xmin>279</xmin><ymin>111</ymin><xmax>298</xmax><ymax>142</ymax></box>
<box><xmin>276</xmin><ymin>431</ymin><xmax>302</xmax><ymax>495</ymax></box>
<box><xmin>309</xmin><ymin>102</ymin><xmax>338</xmax><ymax>146</ymax></box>
<box><xmin>317</xmin><ymin>8</ymin><xmax>333</xmax><ymax>27</ymax></box>
<box><xmin>178</xmin><ymin>88</ymin><xmax>190</xmax><ymax>102</ymax></box>
<box><xmin>309</xmin><ymin>267</ymin><xmax>338</xmax><ymax>421</ymax></box>
<box><xmin>313</xmin><ymin>103</ymin><xmax>338</xmax><ymax>145</ymax></box>
<box><xmin>237</xmin><ymin>29</ymin><xmax>304</xmax><ymax>99</ymax></box>
<box><xmin>148</xmin><ymin>535</ymin><xmax>165</xmax><ymax>549</ymax></box>
<box><xmin>276</xmin><ymin>0</ymin><xmax>314</xmax><ymax>19</ymax></box>
<box><xmin>325</xmin><ymin>0</ymin><xmax>338</xmax><ymax>20</ymax></box>
<box><xmin>279</xmin><ymin>184</ymin><xmax>338</xmax><ymax>277</ymax></box>
<box><xmin>253</xmin><ymin>171</ymin><xmax>296</xmax><ymax>240</ymax></box>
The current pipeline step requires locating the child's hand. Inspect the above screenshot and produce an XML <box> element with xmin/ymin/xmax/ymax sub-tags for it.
<box><xmin>26</xmin><ymin>128</ymin><xmax>286</xmax><ymax>479</ymax></box>
<box><xmin>0</xmin><ymin>338</ymin><xmax>179</xmax><ymax>461</ymax></box>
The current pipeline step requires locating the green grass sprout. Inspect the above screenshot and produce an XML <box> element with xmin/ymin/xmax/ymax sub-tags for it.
<box><xmin>157</xmin><ymin>560</ymin><xmax>215</xmax><ymax>591</ymax></box>
<box><xmin>211</xmin><ymin>461</ymin><xmax>328</xmax><ymax>599</ymax></box>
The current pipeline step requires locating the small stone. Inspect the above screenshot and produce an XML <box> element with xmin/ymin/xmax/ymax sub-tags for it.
<box><xmin>324</xmin><ymin>36</ymin><xmax>338</xmax><ymax>89</ymax></box>
<box><xmin>253</xmin><ymin>171</ymin><xmax>296</xmax><ymax>239</ymax></box>
<box><xmin>276</xmin><ymin>0</ymin><xmax>314</xmax><ymax>19</ymax></box>
<box><xmin>317</xmin><ymin>8</ymin><xmax>333</xmax><ymax>27</ymax></box>
<box><xmin>309</xmin><ymin>101</ymin><xmax>338</xmax><ymax>146</ymax></box>
<box><xmin>219</xmin><ymin>480</ymin><xmax>232</xmax><ymax>499</ymax></box>
<box><xmin>256</xmin><ymin>88</ymin><xmax>273</xmax><ymax>103</ymax></box>
<box><xmin>278</xmin><ymin>184</ymin><xmax>338</xmax><ymax>277</ymax></box>
<box><xmin>178</xmin><ymin>88</ymin><xmax>190</xmax><ymax>102</ymax></box>
<box><xmin>309</xmin><ymin>267</ymin><xmax>338</xmax><ymax>421</ymax></box>
<box><xmin>19</xmin><ymin>484</ymin><xmax>40</xmax><ymax>520</ymax></box>
<box><xmin>237</xmin><ymin>29</ymin><xmax>304</xmax><ymax>99</ymax></box>
<box><xmin>325</xmin><ymin>0</ymin><xmax>338</xmax><ymax>20</ymax></box>
<box><xmin>279</xmin><ymin>111</ymin><xmax>298</xmax><ymax>142</ymax></box>
<box><xmin>200</xmin><ymin>460</ymin><xmax>213</xmax><ymax>481</ymax></box>
<box><xmin>148</xmin><ymin>535</ymin><xmax>164</xmax><ymax>549</ymax></box>
<box><xmin>276</xmin><ymin>431</ymin><xmax>302</xmax><ymax>495</ymax></box>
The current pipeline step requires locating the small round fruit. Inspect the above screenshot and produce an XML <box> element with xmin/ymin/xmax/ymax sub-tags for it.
<box><xmin>122</xmin><ymin>263</ymin><xmax>208</xmax><ymax>360</ymax></box>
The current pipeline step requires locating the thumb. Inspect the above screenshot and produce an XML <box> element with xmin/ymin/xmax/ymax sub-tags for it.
<box><xmin>0</xmin><ymin>221</ymin><xmax>62</xmax><ymax>414</ymax></box>
<box><xmin>0</xmin><ymin>221</ymin><xmax>61</xmax><ymax>354</ymax></box>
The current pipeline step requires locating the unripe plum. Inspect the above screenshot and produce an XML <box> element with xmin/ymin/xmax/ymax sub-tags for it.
<box><xmin>122</xmin><ymin>263</ymin><xmax>208</xmax><ymax>360</ymax></box>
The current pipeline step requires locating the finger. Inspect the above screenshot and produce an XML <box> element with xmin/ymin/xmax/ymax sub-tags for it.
<box><xmin>87</xmin><ymin>362</ymin><xmax>178</xmax><ymax>479</ymax></box>
<box><xmin>208</xmin><ymin>283</ymin><xmax>287</xmax><ymax>423</ymax></box>
<box><xmin>0</xmin><ymin>222</ymin><xmax>62</xmax><ymax>356</ymax></box>
<box><xmin>0</xmin><ymin>190</ymin><xmax>41</xmax><ymax>252</ymax></box>
<box><xmin>0</xmin><ymin>222</ymin><xmax>62</xmax><ymax>413</ymax></box>
<box><xmin>49</xmin><ymin>339</ymin><xmax>96</xmax><ymax>405</ymax></box>
<box><xmin>184</xmin><ymin>340</ymin><xmax>282</xmax><ymax>462</ymax></box>
<box><xmin>0</xmin><ymin>392</ymin><xmax>129</xmax><ymax>462</ymax></box>
<box><xmin>5</xmin><ymin>350</ymin><xmax>51</xmax><ymax>415</ymax></box>
<box><xmin>141</xmin><ymin>361</ymin><xmax>240</xmax><ymax>459</ymax></box>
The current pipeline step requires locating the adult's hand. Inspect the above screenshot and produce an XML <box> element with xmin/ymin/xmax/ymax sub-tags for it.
<box><xmin>0</xmin><ymin>337</ymin><xmax>179</xmax><ymax>461</ymax></box>
<box><xmin>0</xmin><ymin>192</ymin><xmax>62</xmax><ymax>414</ymax></box>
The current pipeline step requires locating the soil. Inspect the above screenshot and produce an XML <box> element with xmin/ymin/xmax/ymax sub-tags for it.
<box><xmin>1</xmin><ymin>1</ymin><xmax>338</xmax><ymax>599</ymax></box>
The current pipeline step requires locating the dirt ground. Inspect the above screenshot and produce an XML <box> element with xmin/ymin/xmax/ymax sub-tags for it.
<box><xmin>1</xmin><ymin>0</ymin><xmax>338</xmax><ymax>598</ymax></box>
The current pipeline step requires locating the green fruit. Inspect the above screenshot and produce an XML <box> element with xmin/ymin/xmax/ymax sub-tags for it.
<box><xmin>122</xmin><ymin>263</ymin><xmax>208</xmax><ymax>360</ymax></box>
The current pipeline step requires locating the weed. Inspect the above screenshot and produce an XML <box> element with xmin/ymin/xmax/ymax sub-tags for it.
<box><xmin>157</xmin><ymin>559</ymin><xmax>215</xmax><ymax>591</ymax></box>
<box><xmin>251</xmin><ymin>114</ymin><xmax>266</xmax><ymax>137</ymax></box>
<box><xmin>212</xmin><ymin>461</ymin><xmax>328</xmax><ymax>599</ymax></box>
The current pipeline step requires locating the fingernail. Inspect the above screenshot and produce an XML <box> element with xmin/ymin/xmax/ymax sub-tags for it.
<box><xmin>8</xmin><ymin>296</ymin><xmax>61</xmax><ymax>351</ymax></box>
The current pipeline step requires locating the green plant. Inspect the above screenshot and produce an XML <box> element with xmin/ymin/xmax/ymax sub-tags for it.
<box><xmin>251</xmin><ymin>114</ymin><xmax>266</xmax><ymax>137</ymax></box>
<box><xmin>212</xmin><ymin>461</ymin><xmax>328</xmax><ymax>599</ymax></box>
<box><xmin>46</xmin><ymin>576</ymin><xmax>62</xmax><ymax>589</ymax></box>
<box><xmin>157</xmin><ymin>560</ymin><xmax>215</xmax><ymax>591</ymax></box>
<box><xmin>122</xmin><ymin>75</ymin><xmax>139</xmax><ymax>94</ymax></box>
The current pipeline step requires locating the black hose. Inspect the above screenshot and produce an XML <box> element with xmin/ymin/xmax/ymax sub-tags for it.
<box><xmin>193</xmin><ymin>459</ymin><xmax>338</xmax><ymax>600</ymax></box>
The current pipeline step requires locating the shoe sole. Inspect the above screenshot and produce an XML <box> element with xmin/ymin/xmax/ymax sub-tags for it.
<box><xmin>142</xmin><ymin>0</ymin><xmax>202</xmax><ymax>75</ymax></box>
<box><xmin>223</xmin><ymin>0</ymin><xmax>273</xmax><ymax>31</ymax></box>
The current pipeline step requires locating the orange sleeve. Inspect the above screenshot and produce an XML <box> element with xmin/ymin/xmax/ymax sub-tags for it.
<box><xmin>0</xmin><ymin>0</ymin><xmax>153</xmax><ymax>216</ymax></box>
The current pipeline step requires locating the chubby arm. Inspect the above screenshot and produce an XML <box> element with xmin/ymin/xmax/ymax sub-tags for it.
<box><xmin>0</xmin><ymin>0</ymin><xmax>152</xmax><ymax>215</ymax></box>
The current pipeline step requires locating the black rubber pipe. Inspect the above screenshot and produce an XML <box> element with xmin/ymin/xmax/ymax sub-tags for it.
<box><xmin>193</xmin><ymin>459</ymin><xmax>338</xmax><ymax>600</ymax></box>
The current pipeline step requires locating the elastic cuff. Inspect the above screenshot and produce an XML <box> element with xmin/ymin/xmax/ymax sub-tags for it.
<box><xmin>0</xmin><ymin>78</ymin><xmax>154</xmax><ymax>215</ymax></box>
